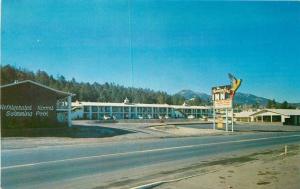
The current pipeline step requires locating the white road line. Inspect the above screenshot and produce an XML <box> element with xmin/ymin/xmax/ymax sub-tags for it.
<box><xmin>2</xmin><ymin>134</ymin><xmax>300</xmax><ymax>170</ymax></box>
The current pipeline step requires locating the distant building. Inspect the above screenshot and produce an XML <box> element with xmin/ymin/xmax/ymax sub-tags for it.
<box><xmin>251</xmin><ymin>109</ymin><xmax>300</xmax><ymax>126</ymax></box>
<box><xmin>234</xmin><ymin>111</ymin><xmax>256</xmax><ymax>122</ymax></box>
<box><xmin>72</xmin><ymin>98</ymin><xmax>212</xmax><ymax>120</ymax></box>
<box><xmin>235</xmin><ymin>109</ymin><xmax>300</xmax><ymax>126</ymax></box>
<box><xmin>1</xmin><ymin>80</ymin><xmax>74</xmax><ymax>128</ymax></box>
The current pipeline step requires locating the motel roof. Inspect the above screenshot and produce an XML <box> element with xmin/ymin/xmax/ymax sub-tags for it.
<box><xmin>234</xmin><ymin>111</ymin><xmax>257</xmax><ymax>118</ymax></box>
<box><xmin>250</xmin><ymin>109</ymin><xmax>300</xmax><ymax>116</ymax></box>
<box><xmin>72</xmin><ymin>101</ymin><xmax>211</xmax><ymax>109</ymax></box>
<box><xmin>1</xmin><ymin>80</ymin><xmax>75</xmax><ymax>97</ymax></box>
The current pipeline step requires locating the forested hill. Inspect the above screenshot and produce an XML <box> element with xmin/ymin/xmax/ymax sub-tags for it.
<box><xmin>0</xmin><ymin>65</ymin><xmax>186</xmax><ymax>105</ymax></box>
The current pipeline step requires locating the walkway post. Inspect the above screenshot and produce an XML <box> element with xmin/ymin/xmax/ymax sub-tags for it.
<box><xmin>67</xmin><ymin>95</ymin><xmax>72</xmax><ymax>128</ymax></box>
<box><xmin>213</xmin><ymin>108</ymin><xmax>216</xmax><ymax>130</ymax></box>
<box><xmin>231</xmin><ymin>108</ymin><xmax>234</xmax><ymax>132</ymax></box>
<box><xmin>225</xmin><ymin>108</ymin><xmax>228</xmax><ymax>132</ymax></box>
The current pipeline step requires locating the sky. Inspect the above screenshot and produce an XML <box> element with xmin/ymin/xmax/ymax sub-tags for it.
<box><xmin>2</xmin><ymin>1</ymin><xmax>300</xmax><ymax>102</ymax></box>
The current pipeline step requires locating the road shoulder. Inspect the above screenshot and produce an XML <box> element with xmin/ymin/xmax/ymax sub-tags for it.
<box><xmin>155</xmin><ymin>144</ymin><xmax>300</xmax><ymax>189</ymax></box>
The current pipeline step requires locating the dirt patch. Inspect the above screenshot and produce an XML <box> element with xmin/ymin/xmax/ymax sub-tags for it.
<box><xmin>257</xmin><ymin>181</ymin><xmax>271</xmax><ymax>185</ymax></box>
<box><xmin>204</xmin><ymin>156</ymin><xmax>256</xmax><ymax>166</ymax></box>
<box><xmin>149</xmin><ymin>125</ymin><xmax>224</xmax><ymax>136</ymax></box>
<box><xmin>94</xmin><ymin>145</ymin><xmax>300</xmax><ymax>189</ymax></box>
<box><xmin>154</xmin><ymin>144</ymin><xmax>300</xmax><ymax>189</ymax></box>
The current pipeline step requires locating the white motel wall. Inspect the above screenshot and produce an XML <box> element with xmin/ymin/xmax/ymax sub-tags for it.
<box><xmin>71</xmin><ymin>99</ymin><xmax>213</xmax><ymax>120</ymax></box>
<box><xmin>71</xmin><ymin>98</ymin><xmax>300</xmax><ymax>126</ymax></box>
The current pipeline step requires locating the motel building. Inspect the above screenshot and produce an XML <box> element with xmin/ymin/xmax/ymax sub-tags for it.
<box><xmin>72</xmin><ymin>98</ymin><xmax>212</xmax><ymax>120</ymax></box>
<box><xmin>234</xmin><ymin>110</ymin><xmax>256</xmax><ymax>122</ymax></box>
<box><xmin>235</xmin><ymin>109</ymin><xmax>300</xmax><ymax>126</ymax></box>
<box><xmin>1</xmin><ymin>80</ymin><xmax>74</xmax><ymax>129</ymax></box>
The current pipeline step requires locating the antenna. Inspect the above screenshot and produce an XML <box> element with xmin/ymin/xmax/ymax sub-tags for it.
<box><xmin>128</xmin><ymin>0</ymin><xmax>134</xmax><ymax>101</ymax></box>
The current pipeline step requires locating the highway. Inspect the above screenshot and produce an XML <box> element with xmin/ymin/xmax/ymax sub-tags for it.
<box><xmin>2</xmin><ymin>131</ymin><xmax>300</xmax><ymax>189</ymax></box>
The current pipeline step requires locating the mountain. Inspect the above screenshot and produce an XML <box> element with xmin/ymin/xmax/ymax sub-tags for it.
<box><xmin>176</xmin><ymin>90</ymin><xmax>210</xmax><ymax>101</ymax></box>
<box><xmin>176</xmin><ymin>90</ymin><xmax>270</xmax><ymax>106</ymax></box>
<box><xmin>233</xmin><ymin>93</ymin><xmax>269</xmax><ymax>106</ymax></box>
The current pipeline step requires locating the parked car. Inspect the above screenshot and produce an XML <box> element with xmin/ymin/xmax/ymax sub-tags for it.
<box><xmin>103</xmin><ymin>115</ymin><xmax>111</xmax><ymax>120</ymax></box>
<box><xmin>188</xmin><ymin>115</ymin><xmax>195</xmax><ymax>119</ymax></box>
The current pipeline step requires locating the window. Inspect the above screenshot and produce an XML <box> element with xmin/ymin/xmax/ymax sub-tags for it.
<box><xmin>83</xmin><ymin>106</ymin><xmax>90</xmax><ymax>112</ymax></box>
<box><xmin>91</xmin><ymin>106</ymin><xmax>98</xmax><ymax>112</ymax></box>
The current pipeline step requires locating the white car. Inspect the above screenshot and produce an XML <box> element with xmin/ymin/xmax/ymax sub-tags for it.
<box><xmin>103</xmin><ymin>115</ymin><xmax>111</xmax><ymax>120</ymax></box>
<box><xmin>187</xmin><ymin>115</ymin><xmax>195</xmax><ymax>119</ymax></box>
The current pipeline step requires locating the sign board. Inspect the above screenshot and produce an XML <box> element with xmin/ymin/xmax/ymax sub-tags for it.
<box><xmin>1</xmin><ymin>81</ymin><xmax>65</xmax><ymax>129</ymax></box>
<box><xmin>217</xmin><ymin>116</ymin><xmax>224</xmax><ymax>128</ymax></box>
<box><xmin>212</xmin><ymin>74</ymin><xmax>242</xmax><ymax>109</ymax></box>
<box><xmin>212</xmin><ymin>85</ymin><xmax>232</xmax><ymax>109</ymax></box>
<box><xmin>0</xmin><ymin>104</ymin><xmax>55</xmax><ymax>118</ymax></box>
<box><xmin>212</xmin><ymin>74</ymin><xmax>242</xmax><ymax>132</ymax></box>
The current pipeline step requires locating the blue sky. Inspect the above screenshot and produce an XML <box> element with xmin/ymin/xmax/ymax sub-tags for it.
<box><xmin>2</xmin><ymin>1</ymin><xmax>300</xmax><ymax>102</ymax></box>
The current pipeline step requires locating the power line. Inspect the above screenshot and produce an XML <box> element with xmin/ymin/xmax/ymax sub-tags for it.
<box><xmin>128</xmin><ymin>0</ymin><xmax>135</xmax><ymax>102</ymax></box>
<box><xmin>128</xmin><ymin>0</ymin><xmax>134</xmax><ymax>90</ymax></box>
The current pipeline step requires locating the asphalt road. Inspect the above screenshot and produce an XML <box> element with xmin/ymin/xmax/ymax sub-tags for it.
<box><xmin>2</xmin><ymin>132</ymin><xmax>300</xmax><ymax>189</ymax></box>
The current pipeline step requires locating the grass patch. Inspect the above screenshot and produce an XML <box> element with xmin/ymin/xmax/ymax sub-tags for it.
<box><xmin>2</xmin><ymin>125</ymin><xmax>134</xmax><ymax>138</ymax></box>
